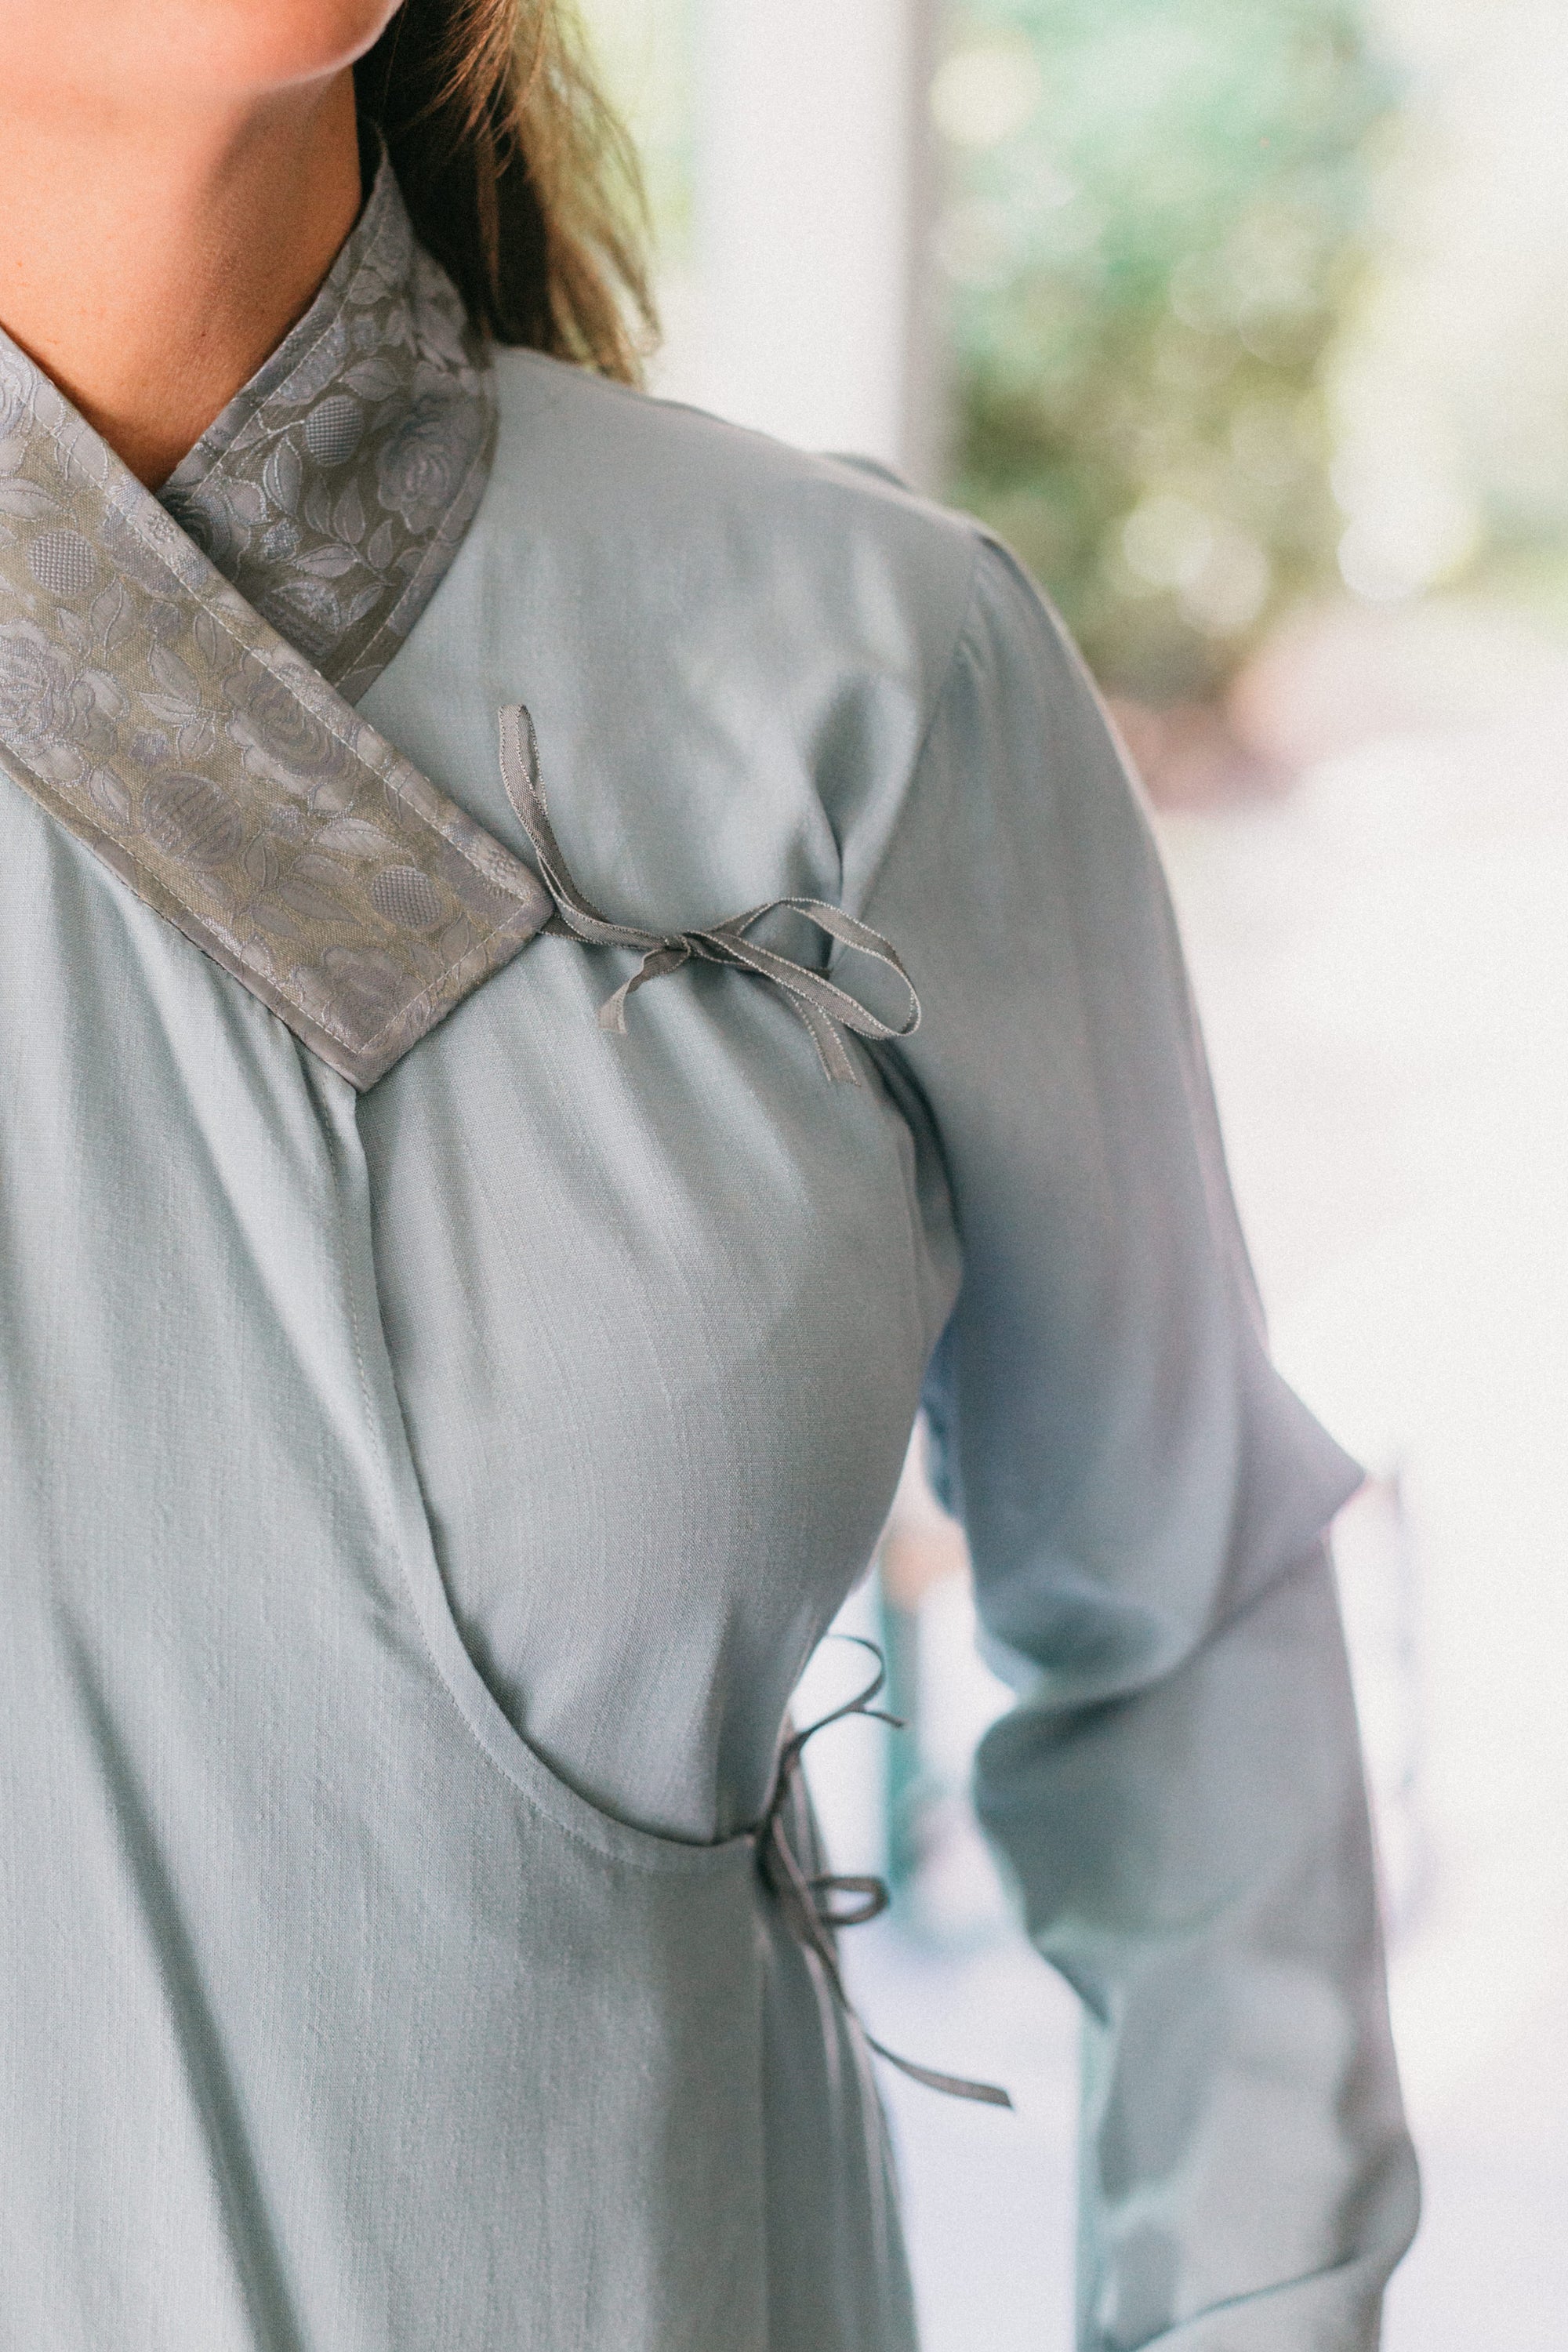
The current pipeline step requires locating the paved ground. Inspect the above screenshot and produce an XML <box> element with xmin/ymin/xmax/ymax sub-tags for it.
<box><xmin>818</xmin><ymin>601</ymin><xmax>1568</xmax><ymax>2345</ymax></box>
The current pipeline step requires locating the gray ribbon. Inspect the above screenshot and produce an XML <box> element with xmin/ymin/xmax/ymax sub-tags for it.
<box><xmin>758</xmin><ymin>1639</ymin><xmax>1014</xmax><ymax>2111</ymax></box>
<box><xmin>498</xmin><ymin>706</ymin><xmax>920</xmax><ymax>1083</ymax></box>
<box><xmin>495</xmin><ymin>710</ymin><xmax>999</xmax><ymax>2100</ymax></box>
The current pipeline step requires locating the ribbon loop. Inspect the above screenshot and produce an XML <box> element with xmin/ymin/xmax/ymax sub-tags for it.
<box><xmin>498</xmin><ymin>705</ymin><xmax>920</xmax><ymax>1083</ymax></box>
<box><xmin>808</xmin><ymin>1873</ymin><xmax>891</xmax><ymax>1929</ymax></box>
<box><xmin>757</xmin><ymin>1636</ymin><xmax>1014</xmax><ymax>2113</ymax></box>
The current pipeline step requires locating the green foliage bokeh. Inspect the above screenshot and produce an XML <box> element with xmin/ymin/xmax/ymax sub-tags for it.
<box><xmin>941</xmin><ymin>0</ymin><xmax>1393</xmax><ymax>702</ymax></box>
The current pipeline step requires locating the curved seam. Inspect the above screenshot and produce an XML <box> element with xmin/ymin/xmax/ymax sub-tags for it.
<box><xmin>332</xmin><ymin>1114</ymin><xmax>752</xmax><ymax>1878</ymax></box>
<box><xmin>842</xmin><ymin>525</ymin><xmax>987</xmax><ymax>928</ymax></box>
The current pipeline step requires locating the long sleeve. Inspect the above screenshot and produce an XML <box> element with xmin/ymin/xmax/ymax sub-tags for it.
<box><xmin>862</xmin><ymin>538</ymin><xmax>1419</xmax><ymax>2348</ymax></box>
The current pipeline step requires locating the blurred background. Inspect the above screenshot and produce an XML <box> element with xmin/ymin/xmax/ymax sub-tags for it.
<box><xmin>577</xmin><ymin>2</ymin><xmax>1568</xmax><ymax>2343</ymax></box>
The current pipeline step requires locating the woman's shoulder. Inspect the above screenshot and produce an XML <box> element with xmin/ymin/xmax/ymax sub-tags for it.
<box><xmin>485</xmin><ymin>347</ymin><xmax>986</xmax><ymax>685</ymax></box>
<box><xmin>445</xmin><ymin>351</ymin><xmax>1083</xmax><ymax>898</ymax></box>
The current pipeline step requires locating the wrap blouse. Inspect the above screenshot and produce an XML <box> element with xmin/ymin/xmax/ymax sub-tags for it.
<box><xmin>0</xmin><ymin>161</ymin><xmax>1417</xmax><ymax>2350</ymax></box>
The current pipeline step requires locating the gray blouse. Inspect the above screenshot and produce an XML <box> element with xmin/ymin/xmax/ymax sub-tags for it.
<box><xmin>0</xmin><ymin>167</ymin><xmax>1416</xmax><ymax>2351</ymax></box>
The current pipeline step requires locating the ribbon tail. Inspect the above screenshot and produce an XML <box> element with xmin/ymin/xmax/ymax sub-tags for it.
<box><xmin>757</xmin><ymin>1639</ymin><xmax>1014</xmax><ymax>2112</ymax></box>
<box><xmin>699</xmin><ymin>925</ymin><xmax>863</xmax><ymax>1081</ymax></box>
<box><xmin>862</xmin><ymin>2036</ymin><xmax>1015</xmax><ymax>2110</ymax></box>
<box><xmin>499</xmin><ymin>706</ymin><xmax>666</xmax><ymax>957</ymax></box>
<box><xmin>597</xmin><ymin>981</ymin><xmax>634</xmax><ymax>1036</ymax></box>
<box><xmin>598</xmin><ymin>940</ymin><xmax>691</xmax><ymax>1033</ymax></box>
<box><xmin>786</xmin><ymin>993</ymin><xmax>862</xmax><ymax>1085</ymax></box>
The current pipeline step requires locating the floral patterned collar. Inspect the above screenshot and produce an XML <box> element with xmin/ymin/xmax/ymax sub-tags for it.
<box><xmin>0</xmin><ymin>180</ymin><xmax>539</xmax><ymax>1092</ymax></box>
<box><xmin>158</xmin><ymin>149</ymin><xmax>496</xmax><ymax>706</ymax></box>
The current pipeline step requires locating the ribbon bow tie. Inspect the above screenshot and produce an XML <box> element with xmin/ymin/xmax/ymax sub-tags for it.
<box><xmin>758</xmin><ymin>1639</ymin><xmax>1013</xmax><ymax>2110</ymax></box>
<box><xmin>498</xmin><ymin>706</ymin><xmax>920</xmax><ymax>1083</ymax></box>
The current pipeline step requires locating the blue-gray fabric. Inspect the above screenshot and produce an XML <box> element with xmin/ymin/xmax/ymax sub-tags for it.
<box><xmin>0</xmin><ymin>197</ymin><xmax>1416</xmax><ymax>2349</ymax></box>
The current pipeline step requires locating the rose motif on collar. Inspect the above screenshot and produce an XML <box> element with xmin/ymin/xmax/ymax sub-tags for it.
<box><xmin>149</xmin><ymin>158</ymin><xmax>495</xmax><ymax>700</ymax></box>
<box><xmin>374</xmin><ymin>395</ymin><xmax>469</xmax><ymax>534</ymax></box>
<box><xmin>0</xmin><ymin>620</ymin><xmax>81</xmax><ymax>750</ymax></box>
<box><xmin>226</xmin><ymin>668</ymin><xmax>342</xmax><ymax>794</ymax></box>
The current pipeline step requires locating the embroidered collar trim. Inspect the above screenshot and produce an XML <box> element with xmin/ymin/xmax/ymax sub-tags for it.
<box><xmin>0</xmin><ymin>289</ymin><xmax>548</xmax><ymax>1091</ymax></box>
<box><xmin>158</xmin><ymin>148</ymin><xmax>496</xmax><ymax>704</ymax></box>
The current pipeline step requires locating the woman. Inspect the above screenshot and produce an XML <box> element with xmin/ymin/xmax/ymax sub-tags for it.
<box><xmin>0</xmin><ymin>3</ymin><xmax>1417</xmax><ymax>2346</ymax></box>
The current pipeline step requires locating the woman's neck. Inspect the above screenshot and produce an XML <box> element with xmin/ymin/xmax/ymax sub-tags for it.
<box><xmin>0</xmin><ymin>74</ymin><xmax>361</xmax><ymax>488</ymax></box>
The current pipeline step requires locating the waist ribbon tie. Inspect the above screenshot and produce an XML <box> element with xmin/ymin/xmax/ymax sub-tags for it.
<box><xmin>498</xmin><ymin>706</ymin><xmax>920</xmax><ymax>1084</ymax></box>
<box><xmin>757</xmin><ymin>1639</ymin><xmax>1014</xmax><ymax>2110</ymax></box>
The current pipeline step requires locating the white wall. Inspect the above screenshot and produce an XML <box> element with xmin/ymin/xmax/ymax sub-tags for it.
<box><xmin>654</xmin><ymin>0</ymin><xmax>938</xmax><ymax>480</ymax></box>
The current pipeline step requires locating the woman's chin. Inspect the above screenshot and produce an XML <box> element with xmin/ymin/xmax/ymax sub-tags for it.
<box><xmin>0</xmin><ymin>0</ymin><xmax>401</xmax><ymax>103</ymax></box>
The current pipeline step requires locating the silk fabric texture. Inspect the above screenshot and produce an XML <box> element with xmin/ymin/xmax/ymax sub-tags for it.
<box><xmin>0</xmin><ymin>166</ymin><xmax>1417</xmax><ymax>2350</ymax></box>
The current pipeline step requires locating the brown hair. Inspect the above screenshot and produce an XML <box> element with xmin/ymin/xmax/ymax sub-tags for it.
<box><xmin>354</xmin><ymin>0</ymin><xmax>655</xmax><ymax>382</ymax></box>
